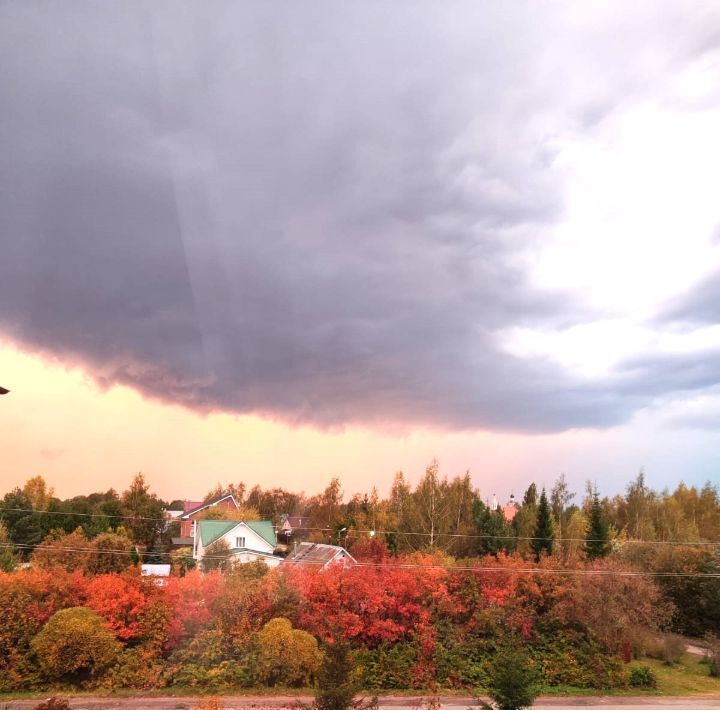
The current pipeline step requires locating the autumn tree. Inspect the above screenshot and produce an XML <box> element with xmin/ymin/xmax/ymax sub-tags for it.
<box><xmin>121</xmin><ymin>473</ymin><xmax>164</xmax><ymax>547</ymax></box>
<box><xmin>85</xmin><ymin>573</ymin><xmax>153</xmax><ymax>642</ymax></box>
<box><xmin>623</xmin><ymin>470</ymin><xmax>656</xmax><ymax>540</ymax></box>
<box><xmin>23</xmin><ymin>476</ymin><xmax>55</xmax><ymax>511</ymax></box>
<box><xmin>32</xmin><ymin>528</ymin><xmax>91</xmax><ymax>571</ymax></box>
<box><xmin>583</xmin><ymin>489</ymin><xmax>612</xmax><ymax>560</ymax></box>
<box><xmin>0</xmin><ymin>521</ymin><xmax>18</xmax><ymax>572</ymax></box>
<box><xmin>198</xmin><ymin>504</ymin><xmax>261</xmax><ymax>522</ymax></box>
<box><xmin>530</xmin><ymin>488</ymin><xmax>554</xmax><ymax>561</ymax></box>
<box><xmin>306</xmin><ymin>478</ymin><xmax>345</xmax><ymax>543</ymax></box>
<box><xmin>412</xmin><ymin>460</ymin><xmax>450</xmax><ymax>550</ymax></box>
<box><xmin>562</xmin><ymin>509</ymin><xmax>588</xmax><ymax>562</ymax></box>
<box><xmin>0</xmin><ymin>487</ymin><xmax>43</xmax><ymax>555</ymax></box>
<box><xmin>31</xmin><ymin>607</ymin><xmax>121</xmax><ymax>682</ymax></box>
<box><xmin>202</xmin><ymin>539</ymin><xmax>233</xmax><ymax>573</ymax></box>
<box><xmin>561</xmin><ymin>558</ymin><xmax>672</xmax><ymax>652</ymax></box>
<box><xmin>550</xmin><ymin>474</ymin><xmax>575</xmax><ymax>556</ymax></box>
<box><xmin>255</xmin><ymin>617</ymin><xmax>322</xmax><ymax>686</ymax></box>
<box><xmin>246</xmin><ymin>485</ymin><xmax>304</xmax><ymax>521</ymax></box>
<box><xmin>85</xmin><ymin>532</ymin><xmax>134</xmax><ymax>574</ymax></box>
<box><xmin>387</xmin><ymin>471</ymin><xmax>414</xmax><ymax>553</ymax></box>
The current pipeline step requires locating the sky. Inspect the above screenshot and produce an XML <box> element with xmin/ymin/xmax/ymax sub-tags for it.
<box><xmin>1</xmin><ymin>1</ymin><xmax>720</xmax><ymax>501</ymax></box>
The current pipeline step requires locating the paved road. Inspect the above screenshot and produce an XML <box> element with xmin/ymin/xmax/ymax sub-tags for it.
<box><xmin>3</xmin><ymin>697</ymin><xmax>720</xmax><ymax>710</ymax></box>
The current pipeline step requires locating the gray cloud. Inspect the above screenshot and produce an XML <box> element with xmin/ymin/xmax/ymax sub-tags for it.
<box><xmin>1</xmin><ymin>1</ymin><xmax>719</xmax><ymax>432</ymax></box>
<box><xmin>659</xmin><ymin>266</ymin><xmax>720</xmax><ymax>326</ymax></box>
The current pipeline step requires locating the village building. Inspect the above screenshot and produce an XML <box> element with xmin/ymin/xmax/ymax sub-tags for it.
<box><xmin>193</xmin><ymin>519</ymin><xmax>283</xmax><ymax>568</ymax></box>
<box><xmin>170</xmin><ymin>492</ymin><xmax>240</xmax><ymax>547</ymax></box>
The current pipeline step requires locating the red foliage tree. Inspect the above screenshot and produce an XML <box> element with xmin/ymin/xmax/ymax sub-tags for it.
<box><xmin>85</xmin><ymin>572</ymin><xmax>155</xmax><ymax>642</ymax></box>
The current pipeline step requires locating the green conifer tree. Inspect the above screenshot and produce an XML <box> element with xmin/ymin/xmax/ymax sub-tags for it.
<box><xmin>530</xmin><ymin>488</ymin><xmax>554</xmax><ymax>561</ymax></box>
<box><xmin>583</xmin><ymin>489</ymin><xmax>612</xmax><ymax>559</ymax></box>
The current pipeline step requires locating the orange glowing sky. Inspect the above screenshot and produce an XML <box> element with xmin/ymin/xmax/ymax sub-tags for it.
<box><xmin>1</xmin><ymin>339</ymin><xmax>714</xmax><ymax>502</ymax></box>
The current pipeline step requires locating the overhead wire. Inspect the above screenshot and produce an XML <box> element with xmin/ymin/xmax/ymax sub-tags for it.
<box><xmin>1</xmin><ymin>506</ymin><xmax>719</xmax><ymax>547</ymax></box>
<box><xmin>2</xmin><ymin>542</ymin><xmax>720</xmax><ymax>578</ymax></box>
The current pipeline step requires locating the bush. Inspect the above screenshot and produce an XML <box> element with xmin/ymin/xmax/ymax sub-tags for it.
<box><xmin>628</xmin><ymin>665</ymin><xmax>657</xmax><ymax>688</ymax></box>
<box><xmin>485</xmin><ymin>644</ymin><xmax>539</xmax><ymax>710</ymax></box>
<box><xmin>706</xmin><ymin>633</ymin><xmax>720</xmax><ymax>678</ymax></box>
<box><xmin>256</xmin><ymin>617</ymin><xmax>322</xmax><ymax>687</ymax></box>
<box><xmin>314</xmin><ymin>639</ymin><xmax>359</xmax><ymax>710</ymax></box>
<box><xmin>660</xmin><ymin>634</ymin><xmax>685</xmax><ymax>665</ymax></box>
<box><xmin>31</xmin><ymin>607</ymin><xmax>121</xmax><ymax>683</ymax></box>
<box><xmin>355</xmin><ymin>642</ymin><xmax>419</xmax><ymax>690</ymax></box>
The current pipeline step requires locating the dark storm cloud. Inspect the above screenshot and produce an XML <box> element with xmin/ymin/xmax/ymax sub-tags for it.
<box><xmin>0</xmin><ymin>1</ymin><xmax>717</xmax><ymax>432</ymax></box>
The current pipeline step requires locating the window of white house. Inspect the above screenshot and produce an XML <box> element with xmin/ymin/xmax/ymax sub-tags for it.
<box><xmin>236</xmin><ymin>536</ymin><xmax>245</xmax><ymax>548</ymax></box>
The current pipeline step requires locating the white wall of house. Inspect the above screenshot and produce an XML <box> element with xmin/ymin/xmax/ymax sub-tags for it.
<box><xmin>195</xmin><ymin>521</ymin><xmax>275</xmax><ymax>563</ymax></box>
<box><xmin>233</xmin><ymin>550</ymin><xmax>283</xmax><ymax>568</ymax></box>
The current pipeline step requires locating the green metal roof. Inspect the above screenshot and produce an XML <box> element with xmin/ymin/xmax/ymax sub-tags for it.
<box><xmin>246</xmin><ymin>520</ymin><xmax>277</xmax><ymax>547</ymax></box>
<box><xmin>198</xmin><ymin>519</ymin><xmax>277</xmax><ymax>548</ymax></box>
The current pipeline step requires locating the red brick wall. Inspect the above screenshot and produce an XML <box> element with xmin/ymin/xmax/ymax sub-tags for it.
<box><xmin>180</xmin><ymin>497</ymin><xmax>237</xmax><ymax>537</ymax></box>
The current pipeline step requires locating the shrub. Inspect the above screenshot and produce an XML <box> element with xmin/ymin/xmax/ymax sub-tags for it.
<box><xmin>31</xmin><ymin>607</ymin><xmax>121</xmax><ymax>683</ymax></box>
<box><xmin>101</xmin><ymin>647</ymin><xmax>166</xmax><ymax>690</ymax></box>
<box><xmin>660</xmin><ymin>634</ymin><xmax>685</xmax><ymax>665</ymax></box>
<box><xmin>355</xmin><ymin>642</ymin><xmax>419</xmax><ymax>689</ymax></box>
<box><xmin>485</xmin><ymin>644</ymin><xmax>540</xmax><ymax>710</ymax></box>
<box><xmin>314</xmin><ymin>639</ymin><xmax>358</xmax><ymax>710</ymax></box>
<box><xmin>256</xmin><ymin>617</ymin><xmax>323</xmax><ymax>687</ymax></box>
<box><xmin>628</xmin><ymin>665</ymin><xmax>657</xmax><ymax>688</ymax></box>
<box><xmin>706</xmin><ymin>633</ymin><xmax>720</xmax><ymax>678</ymax></box>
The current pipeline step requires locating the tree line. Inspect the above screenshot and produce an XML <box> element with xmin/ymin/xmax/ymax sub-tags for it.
<box><xmin>1</xmin><ymin>464</ymin><xmax>719</xmax><ymax>636</ymax></box>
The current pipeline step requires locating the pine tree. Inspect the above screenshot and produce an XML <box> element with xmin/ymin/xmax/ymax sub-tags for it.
<box><xmin>314</xmin><ymin>639</ymin><xmax>360</xmax><ymax>710</ymax></box>
<box><xmin>473</xmin><ymin>499</ymin><xmax>513</xmax><ymax>556</ymax></box>
<box><xmin>583</xmin><ymin>489</ymin><xmax>612</xmax><ymax>560</ymax></box>
<box><xmin>530</xmin><ymin>488</ymin><xmax>554</xmax><ymax>561</ymax></box>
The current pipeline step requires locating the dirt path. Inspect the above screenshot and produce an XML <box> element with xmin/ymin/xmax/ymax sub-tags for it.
<box><xmin>4</xmin><ymin>696</ymin><xmax>720</xmax><ymax>710</ymax></box>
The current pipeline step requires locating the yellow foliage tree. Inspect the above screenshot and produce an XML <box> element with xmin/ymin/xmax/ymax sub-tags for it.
<box><xmin>256</xmin><ymin>617</ymin><xmax>322</xmax><ymax>687</ymax></box>
<box><xmin>31</xmin><ymin>607</ymin><xmax>121</xmax><ymax>682</ymax></box>
<box><xmin>23</xmin><ymin>475</ymin><xmax>54</xmax><ymax>510</ymax></box>
<box><xmin>198</xmin><ymin>504</ymin><xmax>261</xmax><ymax>522</ymax></box>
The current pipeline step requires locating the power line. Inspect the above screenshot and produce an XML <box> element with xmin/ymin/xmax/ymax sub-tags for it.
<box><xmin>3</xmin><ymin>542</ymin><xmax>720</xmax><ymax>578</ymax></box>
<box><xmin>2</xmin><ymin>506</ymin><xmax>719</xmax><ymax>547</ymax></box>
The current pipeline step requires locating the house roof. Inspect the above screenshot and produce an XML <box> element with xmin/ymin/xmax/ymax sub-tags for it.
<box><xmin>171</xmin><ymin>536</ymin><xmax>194</xmax><ymax>547</ymax></box>
<box><xmin>180</xmin><ymin>493</ymin><xmax>237</xmax><ymax>519</ymax></box>
<box><xmin>198</xmin><ymin>519</ymin><xmax>277</xmax><ymax>548</ymax></box>
<box><xmin>283</xmin><ymin>542</ymin><xmax>356</xmax><ymax>567</ymax></box>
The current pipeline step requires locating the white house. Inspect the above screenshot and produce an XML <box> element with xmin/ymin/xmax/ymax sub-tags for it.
<box><xmin>193</xmin><ymin>519</ymin><xmax>283</xmax><ymax>568</ymax></box>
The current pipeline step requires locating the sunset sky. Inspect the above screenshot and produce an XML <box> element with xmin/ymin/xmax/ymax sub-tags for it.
<box><xmin>2</xmin><ymin>1</ymin><xmax>720</xmax><ymax>501</ymax></box>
